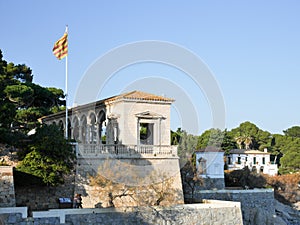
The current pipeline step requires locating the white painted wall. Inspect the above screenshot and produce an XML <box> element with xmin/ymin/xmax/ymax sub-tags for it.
<box><xmin>196</xmin><ymin>152</ymin><xmax>224</xmax><ymax>179</ymax></box>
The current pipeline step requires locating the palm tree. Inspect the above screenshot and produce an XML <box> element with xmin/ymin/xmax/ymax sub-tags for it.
<box><xmin>243</xmin><ymin>135</ymin><xmax>253</xmax><ymax>149</ymax></box>
<box><xmin>235</xmin><ymin>136</ymin><xmax>244</xmax><ymax>149</ymax></box>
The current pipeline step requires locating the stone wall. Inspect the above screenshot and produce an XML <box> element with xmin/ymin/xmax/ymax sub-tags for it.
<box><xmin>75</xmin><ymin>157</ymin><xmax>184</xmax><ymax>208</ymax></box>
<box><xmin>15</xmin><ymin>174</ymin><xmax>75</xmax><ymax>211</ymax></box>
<box><xmin>194</xmin><ymin>189</ymin><xmax>276</xmax><ymax>225</ymax></box>
<box><xmin>0</xmin><ymin>201</ymin><xmax>243</xmax><ymax>225</ymax></box>
<box><xmin>0</xmin><ymin>166</ymin><xmax>15</xmax><ymax>207</ymax></box>
<box><xmin>198</xmin><ymin>178</ymin><xmax>225</xmax><ymax>190</ymax></box>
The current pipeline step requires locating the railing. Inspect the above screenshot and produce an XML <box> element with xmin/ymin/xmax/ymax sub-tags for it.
<box><xmin>76</xmin><ymin>144</ymin><xmax>177</xmax><ymax>158</ymax></box>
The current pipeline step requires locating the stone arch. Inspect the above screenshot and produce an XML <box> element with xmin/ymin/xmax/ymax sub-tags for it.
<box><xmin>58</xmin><ymin>120</ymin><xmax>64</xmax><ymax>133</ymax></box>
<box><xmin>80</xmin><ymin>115</ymin><xmax>87</xmax><ymax>144</ymax></box>
<box><xmin>97</xmin><ymin>110</ymin><xmax>106</xmax><ymax>144</ymax></box>
<box><xmin>72</xmin><ymin>116</ymin><xmax>80</xmax><ymax>141</ymax></box>
<box><xmin>67</xmin><ymin>118</ymin><xmax>72</xmax><ymax>139</ymax></box>
<box><xmin>89</xmin><ymin>112</ymin><xmax>97</xmax><ymax>144</ymax></box>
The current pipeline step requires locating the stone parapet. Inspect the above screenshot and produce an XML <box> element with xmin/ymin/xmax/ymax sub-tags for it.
<box><xmin>0</xmin><ymin>201</ymin><xmax>243</xmax><ymax>225</ymax></box>
<box><xmin>194</xmin><ymin>189</ymin><xmax>276</xmax><ymax>225</ymax></box>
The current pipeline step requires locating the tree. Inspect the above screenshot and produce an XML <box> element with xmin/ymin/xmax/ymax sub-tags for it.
<box><xmin>171</xmin><ymin>128</ymin><xmax>183</xmax><ymax>145</ymax></box>
<box><xmin>279</xmin><ymin>151</ymin><xmax>300</xmax><ymax>174</ymax></box>
<box><xmin>197</xmin><ymin>129</ymin><xmax>235</xmax><ymax>153</ymax></box>
<box><xmin>243</xmin><ymin>134</ymin><xmax>253</xmax><ymax>149</ymax></box>
<box><xmin>180</xmin><ymin>154</ymin><xmax>203</xmax><ymax>200</ymax></box>
<box><xmin>271</xmin><ymin>130</ymin><xmax>300</xmax><ymax>174</ymax></box>
<box><xmin>197</xmin><ymin>129</ymin><xmax>223</xmax><ymax>149</ymax></box>
<box><xmin>16</xmin><ymin>124</ymin><xmax>75</xmax><ymax>186</ymax></box>
<box><xmin>229</xmin><ymin>121</ymin><xmax>272</xmax><ymax>150</ymax></box>
<box><xmin>234</xmin><ymin>135</ymin><xmax>244</xmax><ymax>149</ymax></box>
<box><xmin>221</xmin><ymin>129</ymin><xmax>237</xmax><ymax>153</ymax></box>
<box><xmin>256</xmin><ymin>130</ymin><xmax>272</xmax><ymax>151</ymax></box>
<box><xmin>0</xmin><ymin>49</ymin><xmax>65</xmax><ymax>144</ymax></box>
<box><xmin>283</xmin><ymin>126</ymin><xmax>300</xmax><ymax>138</ymax></box>
<box><xmin>177</xmin><ymin>129</ymin><xmax>198</xmax><ymax>166</ymax></box>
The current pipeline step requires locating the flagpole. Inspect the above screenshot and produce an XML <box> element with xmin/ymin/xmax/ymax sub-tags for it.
<box><xmin>65</xmin><ymin>54</ymin><xmax>68</xmax><ymax>139</ymax></box>
<box><xmin>65</xmin><ymin>25</ymin><xmax>68</xmax><ymax>139</ymax></box>
<box><xmin>53</xmin><ymin>25</ymin><xmax>69</xmax><ymax>139</ymax></box>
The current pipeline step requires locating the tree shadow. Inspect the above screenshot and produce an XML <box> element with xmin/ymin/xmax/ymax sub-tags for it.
<box><xmin>75</xmin><ymin>146</ymin><xmax>184</xmax><ymax>209</ymax></box>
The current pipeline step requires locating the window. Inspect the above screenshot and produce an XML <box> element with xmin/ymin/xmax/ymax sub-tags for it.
<box><xmin>262</xmin><ymin>157</ymin><xmax>265</xmax><ymax>165</ymax></box>
<box><xmin>140</xmin><ymin>123</ymin><xmax>153</xmax><ymax>145</ymax></box>
<box><xmin>237</xmin><ymin>156</ymin><xmax>241</xmax><ymax>164</ymax></box>
<box><xmin>227</xmin><ymin>157</ymin><xmax>232</xmax><ymax>164</ymax></box>
<box><xmin>253</xmin><ymin>157</ymin><xmax>256</xmax><ymax>165</ymax></box>
<box><xmin>198</xmin><ymin>157</ymin><xmax>207</xmax><ymax>175</ymax></box>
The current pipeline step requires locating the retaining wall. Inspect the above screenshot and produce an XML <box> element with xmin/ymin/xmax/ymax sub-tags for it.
<box><xmin>75</xmin><ymin>157</ymin><xmax>184</xmax><ymax>208</ymax></box>
<box><xmin>194</xmin><ymin>189</ymin><xmax>276</xmax><ymax>225</ymax></box>
<box><xmin>0</xmin><ymin>200</ymin><xmax>243</xmax><ymax>225</ymax></box>
<box><xmin>15</xmin><ymin>174</ymin><xmax>75</xmax><ymax>211</ymax></box>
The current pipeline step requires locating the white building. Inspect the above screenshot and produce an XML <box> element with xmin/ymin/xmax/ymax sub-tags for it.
<box><xmin>41</xmin><ymin>90</ymin><xmax>184</xmax><ymax>207</ymax></box>
<box><xmin>195</xmin><ymin>146</ymin><xmax>225</xmax><ymax>189</ymax></box>
<box><xmin>226</xmin><ymin>148</ymin><xmax>278</xmax><ymax>176</ymax></box>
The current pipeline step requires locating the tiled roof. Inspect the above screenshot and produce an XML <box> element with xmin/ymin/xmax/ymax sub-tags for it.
<box><xmin>228</xmin><ymin>149</ymin><xmax>270</xmax><ymax>155</ymax></box>
<box><xmin>228</xmin><ymin>149</ymin><xmax>246</xmax><ymax>154</ymax></box>
<box><xmin>41</xmin><ymin>90</ymin><xmax>174</xmax><ymax>122</ymax></box>
<box><xmin>105</xmin><ymin>90</ymin><xmax>174</xmax><ymax>103</ymax></box>
<box><xmin>245</xmin><ymin>150</ymin><xmax>270</xmax><ymax>155</ymax></box>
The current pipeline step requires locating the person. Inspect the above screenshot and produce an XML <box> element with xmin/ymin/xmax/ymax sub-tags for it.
<box><xmin>77</xmin><ymin>194</ymin><xmax>83</xmax><ymax>208</ymax></box>
<box><xmin>73</xmin><ymin>193</ymin><xmax>83</xmax><ymax>208</ymax></box>
<box><xmin>73</xmin><ymin>194</ymin><xmax>79</xmax><ymax>208</ymax></box>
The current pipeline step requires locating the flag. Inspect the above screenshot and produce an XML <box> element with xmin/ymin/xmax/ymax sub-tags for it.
<box><xmin>53</xmin><ymin>29</ymin><xmax>68</xmax><ymax>60</ymax></box>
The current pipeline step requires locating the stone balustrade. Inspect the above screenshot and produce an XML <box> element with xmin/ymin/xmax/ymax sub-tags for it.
<box><xmin>77</xmin><ymin>144</ymin><xmax>178</xmax><ymax>158</ymax></box>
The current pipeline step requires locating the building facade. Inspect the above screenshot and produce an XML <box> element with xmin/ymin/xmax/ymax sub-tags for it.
<box><xmin>42</xmin><ymin>91</ymin><xmax>174</xmax><ymax>154</ymax></box>
<box><xmin>41</xmin><ymin>90</ymin><xmax>184</xmax><ymax>207</ymax></box>
<box><xmin>225</xmin><ymin>149</ymin><xmax>278</xmax><ymax>176</ymax></box>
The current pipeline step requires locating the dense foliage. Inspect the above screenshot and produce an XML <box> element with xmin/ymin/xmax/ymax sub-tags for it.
<box><xmin>0</xmin><ymin>50</ymin><xmax>69</xmax><ymax>186</ymax></box>
<box><xmin>0</xmin><ymin>50</ymin><xmax>65</xmax><ymax>146</ymax></box>
<box><xmin>16</xmin><ymin>124</ymin><xmax>75</xmax><ymax>186</ymax></box>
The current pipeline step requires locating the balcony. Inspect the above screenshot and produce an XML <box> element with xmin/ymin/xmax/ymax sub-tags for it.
<box><xmin>75</xmin><ymin>144</ymin><xmax>178</xmax><ymax>158</ymax></box>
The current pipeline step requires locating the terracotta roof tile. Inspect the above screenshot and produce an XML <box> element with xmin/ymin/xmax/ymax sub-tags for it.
<box><xmin>105</xmin><ymin>90</ymin><xmax>174</xmax><ymax>103</ymax></box>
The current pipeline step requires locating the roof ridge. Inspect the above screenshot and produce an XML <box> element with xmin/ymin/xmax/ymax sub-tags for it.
<box><xmin>105</xmin><ymin>90</ymin><xmax>174</xmax><ymax>102</ymax></box>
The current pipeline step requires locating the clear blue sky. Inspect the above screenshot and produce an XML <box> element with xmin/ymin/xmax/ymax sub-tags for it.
<box><xmin>1</xmin><ymin>1</ymin><xmax>300</xmax><ymax>135</ymax></box>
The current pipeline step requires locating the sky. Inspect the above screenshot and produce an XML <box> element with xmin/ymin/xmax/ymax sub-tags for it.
<box><xmin>1</xmin><ymin>1</ymin><xmax>300</xmax><ymax>135</ymax></box>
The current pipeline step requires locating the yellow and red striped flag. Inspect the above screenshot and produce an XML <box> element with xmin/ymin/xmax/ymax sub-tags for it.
<box><xmin>53</xmin><ymin>29</ymin><xmax>68</xmax><ymax>60</ymax></box>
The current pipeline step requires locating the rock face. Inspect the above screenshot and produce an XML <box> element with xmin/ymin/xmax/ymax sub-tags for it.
<box><xmin>274</xmin><ymin>200</ymin><xmax>300</xmax><ymax>225</ymax></box>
